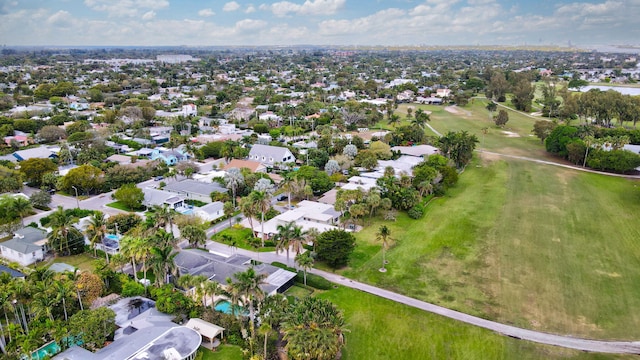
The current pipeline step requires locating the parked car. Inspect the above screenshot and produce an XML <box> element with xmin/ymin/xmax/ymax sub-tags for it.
<box><xmin>276</xmin><ymin>193</ymin><xmax>288</xmax><ymax>201</ymax></box>
<box><xmin>154</xmin><ymin>176</ymin><xmax>164</xmax><ymax>181</ymax></box>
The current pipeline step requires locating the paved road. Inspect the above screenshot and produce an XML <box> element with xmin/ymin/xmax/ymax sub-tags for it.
<box><xmin>203</xmin><ymin>240</ymin><xmax>640</xmax><ymax>354</ymax></box>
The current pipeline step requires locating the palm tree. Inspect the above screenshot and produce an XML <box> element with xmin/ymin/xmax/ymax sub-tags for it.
<box><xmin>223</xmin><ymin>201</ymin><xmax>235</xmax><ymax>228</ymax></box>
<box><xmin>249</xmin><ymin>190</ymin><xmax>272</xmax><ymax>247</ymax></box>
<box><xmin>181</xmin><ymin>225</ymin><xmax>206</xmax><ymax>248</ymax></box>
<box><xmin>119</xmin><ymin>236</ymin><xmax>142</xmax><ymax>282</ymax></box>
<box><xmin>282</xmin><ymin>297</ymin><xmax>347</xmax><ymax>360</ymax></box>
<box><xmin>149</xmin><ymin>245</ymin><xmax>178</xmax><ymax>286</ymax></box>
<box><xmin>224</xmin><ymin>167</ymin><xmax>244</xmax><ymax>208</ymax></box>
<box><xmin>152</xmin><ymin>205</ymin><xmax>176</xmax><ymax>235</ymax></box>
<box><xmin>376</xmin><ymin>225</ymin><xmax>392</xmax><ymax>272</ymax></box>
<box><xmin>295</xmin><ymin>252</ymin><xmax>314</xmax><ymax>286</ymax></box>
<box><xmin>412</xmin><ymin>108</ymin><xmax>430</xmax><ymax>129</ymax></box>
<box><xmin>9</xmin><ymin>197</ymin><xmax>31</xmax><ymax>227</ymax></box>
<box><xmin>258</xmin><ymin>322</ymin><xmax>272</xmax><ymax>360</ymax></box>
<box><xmin>240</xmin><ymin>196</ymin><xmax>258</xmax><ymax>237</ymax></box>
<box><xmin>84</xmin><ymin>212</ymin><xmax>108</xmax><ymax>258</ymax></box>
<box><xmin>235</xmin><ymin>267</ymin><xmax>267</xmax><ymax>344</ymax></box>
<box><xmin>387</xmin><ymin>113</ymin><xmax>400</xmax><ymax>127</ymax></box>
<box><xmin>203</xmin><ymin>280</ymin><xmax>220</xmax><ymax>308</ymax></box>
<box><xmin>52</xmin><ymin>279</ymin><xmax>72</xmax><ymax>321</ymax></box>
<box><xmin>47</xmin><ymin>206</ymin><xmax>82</xmax><ymax>257</ymax></box>
<box><xmin>31</xmin><ymin>282</ymin><xmax>55</xmax><ymax>321</ymax></box>
<box><xmin>281</xmin><ymin>171</ymin><xmax>296</xmax><ymax>209</ymax></box>
<box><xmin>224</xmin><ymin>277</ymin><xmax>242</xmax><ymax>319</ymax></box>
<box><xmin>275</xmin><ymin>222</ymin><xmax>307</xmax><ymax>266</ymax></box>
<box><xmin>153</xmin><ymin>228</ymin><xmax>177</xmax><ymax>249</ymax></box>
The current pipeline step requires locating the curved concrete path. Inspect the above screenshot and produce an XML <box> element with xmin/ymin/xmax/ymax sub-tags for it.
<box><xmin>204</xmin><ymin>241</ymin><xmax>640</xmax><ymax>354</ymax></box>
<box><xmin>479</xmin><ymin>150</ymin><xmax>640</xmax><ymax>179</ymax></box>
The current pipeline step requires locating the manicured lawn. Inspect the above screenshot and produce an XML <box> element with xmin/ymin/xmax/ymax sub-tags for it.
<box><xmin>211</xmin><ymin>227</ymin><xmax>276</xmax><ymax>252</ymax></box>
<box><xmin>319</xmin><ymin>286</ymin><xmax>629</xmax><ymax>360</ymax></box>
<box><xmin>396</xmin><ymin>101</ymin><xmax>559</xmax><ymax>160</ymax></box>
<box><xmin>106</xmin><ymin>201</ymin><xmax>144</xmax><ymax>212</ymax></box>
<box><xmin>285</xmin><ymin>284</ymin><xmax>314</xmax><ymax>299</ymax></box>
<box><xmin>39</xmin><ymin>253</ymin><xmax>96</xmax><ymax>272</ymax></box>
<box><xmin>340</xmin><ymin>155</ymin><xmax>640</xmax><ymax>340</ymax></box>
<box><xmin>197</xmin><ymin>345</ymin><xmax>242</xmax><ymax>360</ymax></box>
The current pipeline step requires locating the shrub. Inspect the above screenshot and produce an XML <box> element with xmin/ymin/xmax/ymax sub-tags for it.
<box><xmin>271</xmin><ymin>262</ymin><xmax>333</xmax><ymax>290</ymax></box>
<box><xmin>297</xmin><ymin>273</ymin><xmax>332</xmax><ymax>290</ymax></box>
<box><xmin>408</xmin><ymin>205</ymin><xmax>424</xmax><ymax>219</ymax></box>
<box><xmin>121</xmin><ymin>280</ymin><xmax>145</xmax><ymax>297</ymax></box>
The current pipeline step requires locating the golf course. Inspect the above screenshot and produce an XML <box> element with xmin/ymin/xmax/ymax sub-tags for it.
<box><xmin>338</xmin><ymin>100</ymin><xmax>640</xmax><ymax>341</ymax></box>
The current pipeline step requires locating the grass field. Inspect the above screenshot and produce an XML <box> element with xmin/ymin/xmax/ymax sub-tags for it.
<box><xmin>197</xmin><ymin>345</ymin><xmax>243</xmax><ymax>360</ymax></box>
<box><xmin>37</xmin><ymin>253</ymin><xmax>96</xmax><ymax>272</ymax></box>
<box><xmin>319</xmin><ymin>286</ymin><xmax>630</xmax><ymax>360</ymax></box>
<box><xmin>396</xmin><ymin>101</ymin><xmax>554</xmax><ymax>159</ymax></box>
<box><xmin>340</xmin><ymin>155</ymin><xmax>640</xmax><ymax>340</ymax></box>
<box><xmin>211</xmin><ymin>227</ymin><xmax>276</xmax><ymax>252</ymax></box>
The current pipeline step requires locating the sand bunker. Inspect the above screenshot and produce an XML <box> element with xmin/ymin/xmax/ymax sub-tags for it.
<box><xmin>502</xmin><ymin>131</ymin><xmax>520</xmax><ymax>137</ymax></box>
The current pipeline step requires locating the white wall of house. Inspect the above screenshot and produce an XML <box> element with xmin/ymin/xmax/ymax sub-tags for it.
<box><xmin>0</xmin><ymin>245</ymin><xmax>44</xmax><ymax>266</ymax></box>
<box><xmin>195</xmin><ymin>208</ymin><xmax>224</xmax><ymax>222</ymax></box>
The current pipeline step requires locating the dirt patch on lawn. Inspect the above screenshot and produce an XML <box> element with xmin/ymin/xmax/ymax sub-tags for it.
<box><xmin>444</xmin><ymin>105</ymin><xmax>471</xmax><ymax>116</ymax></box>
<box><xmin>502</xmin><ymin>131</ymin><xmax>520</xmax><ymax>137</ymax></box>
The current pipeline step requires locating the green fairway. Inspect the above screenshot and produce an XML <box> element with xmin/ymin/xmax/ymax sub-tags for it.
<box><xmin>396</xmin><ymin>101</ymin><xmax>556</xmax><ymax>159</ymax></box>
<box><xmin>341</xmin><ymin>155</ymin><xmax>640</xmax><ymax>340</ymax></box>
<box><xmin>319</xmin><ymin>286</ymin><xmax>630</xmax><ymax>360</ymax></box>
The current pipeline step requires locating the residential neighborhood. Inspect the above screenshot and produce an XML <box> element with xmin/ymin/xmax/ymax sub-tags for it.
<box><xmin>0</xmin><ymin>38</ymin><xmax>640</xmax><ymax>360</ymax></box>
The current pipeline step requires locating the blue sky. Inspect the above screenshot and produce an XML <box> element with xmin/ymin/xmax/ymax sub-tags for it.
<box><xmin>0</xmin><ymin>0</ymin><xmax>637</xmax><ymax>46</ymax></box>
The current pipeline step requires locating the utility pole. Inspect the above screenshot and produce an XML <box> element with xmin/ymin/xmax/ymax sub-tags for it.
<box><xmin>71</xmin><ymin>186</ymin><xmax>80</xmax><ymax>209</ymax></box>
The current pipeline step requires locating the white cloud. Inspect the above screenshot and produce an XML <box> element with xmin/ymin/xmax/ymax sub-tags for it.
<box><xmin>245</xmin><ymin>5</ymin><xmax>256</xmax><ymax>13</ymax></box>
<box><xmin>198</xmin><ymin>8</ymin><xmax>215</xmax><ymax>17</ymax></box>
<box><xmin>268</xmin><ymin>0</ymin><xmax>345</xmax><ymax>17</ymax></box>
<box><xmin>46</xmin><ymin>10</ymin><xmax>75</xmax><ymax>28</ymax></box>
<box><xmin>235</xmin><ymin>18</ymin><xmax>267</xmax><ymax>32</ymax></box>
<box><xmin>142</xmin><ymin>10</ymin><xmax>155</xmax><ymax>20</ymax></box>
<box><xmin>83</xmin><ymin>0</ymin><xmax>169</xmax><ymax>17</ymax></box>
<box><xmin>223</xmin><ymin>1</ymin><xmax>241</xmax><ymax>12</ymax></box>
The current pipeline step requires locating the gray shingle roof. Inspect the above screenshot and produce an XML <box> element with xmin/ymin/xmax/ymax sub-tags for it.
<box><xmin>175</xmin><ymin>249</ymin><xmax>296</xmax><ymax>293</ymax></box>
<box><xmin>13</xmin><ymin>146</ymin><xmax>56</xmax><ymax>161</ymax></box>
<box><xmin>0</xmin><ymin>227</ymin><xmax>47</xmax><ymax>254</ymax></box>
<box><xmin>164</xmin><ymin>179</ymin><xmax>226</xmax><ymax>197</ymax></box>
<box><xmin>248</xmin><ymin>144</ymin><xmax>295</xmax><ymax>165</ymax></box>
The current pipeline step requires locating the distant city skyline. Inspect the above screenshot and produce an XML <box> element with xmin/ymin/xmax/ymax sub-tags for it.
<box><xmin>0</xmin><ymin>0</ymin><xmax>638</xmax><ymax>47</ymax></box>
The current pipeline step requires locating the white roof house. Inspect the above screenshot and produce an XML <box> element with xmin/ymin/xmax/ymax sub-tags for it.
<box><xmin>242</xmin><ymin>200</ymin><xmax>341</xmax><ymax>239</ymax></box>
<box><xmin>248</xmin><ymin>144</ymin><xmax>295</xmax><ymax>168</ymax></box>
<box><xmin>391</xmin><ymin>145</ymin><xmax>439</xmax><ymax>158</ymax></box>
<box><xmin>194</xmin><ymin>201</ymin><xmax>225</xmax><ymax>222</ymax></box>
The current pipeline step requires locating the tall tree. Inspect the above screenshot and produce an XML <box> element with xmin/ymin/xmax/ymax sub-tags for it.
<box><xmin>275</xmin><ymin>222</ymin><xmax>306</xmax><ymax>265</ymax></box>
<box><xmin>181</xmin><ymin>224</ymin><xmax>206</xmax><ymax>248</ymax></box>
<box><xmin>295</xmin><ymin>252</ymin><xmax>314</xmax><ymax>286</ymax></box>
<box><xmin>84</xmin><ymin>212</ymin><xmax>108</xmax><ymax>258</ymax></box>
<box><xmin>149</xmin><ymin>245</ymin><xmax>177</xmax><ymax>286</ymax></box>
<box><xmin>18</xmin><ymin>158</ymin><xmax>57</xmax><ymax>186</ymax></box>
<box><xmin>248</xmin><ymin>190</ymin><xmax>272</xmax><ymax>247</ymax></box>
<box><xmin>234</xmin><ymin>267</ymin><xmax>267</xmax><ymax>351</ymax></box>
<box><xmin>411</xmin><ymin>109</ymin><xmax>430</xmax><ymax>129</ymax></box>
<box><xmin>376</xmin><ymin>225</ymin><xmax>392</xmax><ymax>272</ymax></box>
<box><xmin>9</xmin><ymin>197</ymin><xmax>31</xmax><ymax>227</ymax></box>
<box><xmin>224</xmin><ymin>167</ymin><xmax>244</xmax><ymax>208</ymax></box>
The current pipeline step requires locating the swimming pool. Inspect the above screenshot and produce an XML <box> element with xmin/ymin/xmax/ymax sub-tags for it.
<box><xmin>214</xmin><ymin>300</ymin><xmax>248</xmax><ymax>316</ymax></box>
<box><xmin>103</xmin><ymin>233</ymin><xmax>121</xmax><ymax>249</ymax></box>
<box><xmin>25</xmin><ymin>336</ymin><xmax>83</xmax><ymax>360</ymax></box>
<box><xmin>27</xmin><ymin>341</ymin><xmax>59</xmax><ymax>360</ymax></box>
